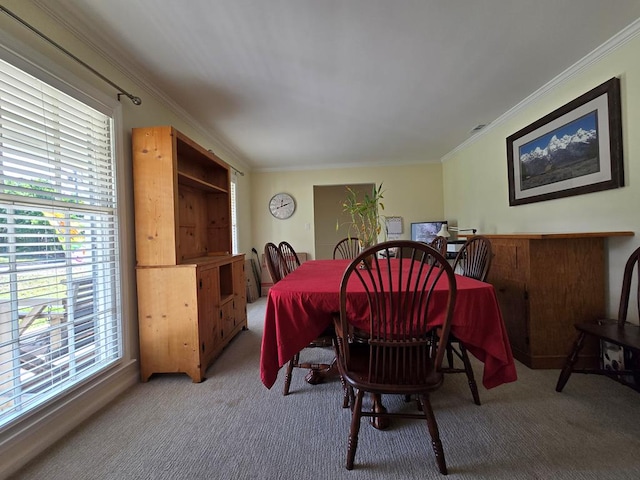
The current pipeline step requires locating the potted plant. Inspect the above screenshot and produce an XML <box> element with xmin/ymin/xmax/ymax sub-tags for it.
<box><xmin>340</xmin><ymin>183</ymin><xmax>386</xmax><ymax>254</ymax></box>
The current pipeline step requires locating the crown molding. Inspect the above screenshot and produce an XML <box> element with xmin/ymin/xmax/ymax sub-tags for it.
<box><xmin>441</xmin><ymin>17</ymin><xmax>640</xmax><ymax>163</ymax></box>
<box><xmin>254</xmin><ymin>156</ymin><xmax>440</xmax><ymax>174</ymax></box>
<box><xmin>31</xmin><ymin>1</ymin><xmax>251</xmax><ymax>172</ymax></box>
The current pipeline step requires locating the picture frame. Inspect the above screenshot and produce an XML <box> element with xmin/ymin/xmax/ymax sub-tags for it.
<box><xmin>506</xmin><ymin>77</ymin><xmax>623</xmax><ymax>206</ymax></box>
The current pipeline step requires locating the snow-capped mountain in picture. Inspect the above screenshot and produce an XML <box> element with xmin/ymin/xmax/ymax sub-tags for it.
<box><xmin>520</xmin><ymin>127</ymin><xmax>599</xmax><ymax>178</ymax></box>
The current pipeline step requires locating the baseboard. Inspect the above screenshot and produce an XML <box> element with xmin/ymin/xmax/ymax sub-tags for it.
<box><xmin>0</xmin><ymin>360</ymin><xmax>140</xmax><ymax>479</ymax></box>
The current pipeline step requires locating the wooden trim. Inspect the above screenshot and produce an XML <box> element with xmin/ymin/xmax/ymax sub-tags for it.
<box><xmin>481</xmin><ymin>231</ymin><xmax>633</xmax><ymax>240</ymax></box>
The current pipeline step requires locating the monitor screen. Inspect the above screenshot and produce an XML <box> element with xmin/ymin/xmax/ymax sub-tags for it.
<box><xmin>410</xmin><ymin>221</ymin><xmax>447</xmax><ymax>243</ymax></box>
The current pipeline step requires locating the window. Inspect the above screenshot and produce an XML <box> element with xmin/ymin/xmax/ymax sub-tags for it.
<box><xmin>0</xmin><ymin>57</ymin><xmax>122</xmax><ymax>429</ymax></box>
<box><xmin>231</xmin><ymin>175</ymin><xmax>237</xmax><ymax>254</ymax></box>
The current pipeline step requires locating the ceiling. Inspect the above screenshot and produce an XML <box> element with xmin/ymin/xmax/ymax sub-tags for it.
<box><xmin>33</xmin><ymin>1</ymin><xmax>640</xmax><ymax>171</ymax></box>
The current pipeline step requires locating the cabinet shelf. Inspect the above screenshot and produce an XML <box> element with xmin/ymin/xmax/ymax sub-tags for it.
<box><xmin>220</xmin><ymin>293</ymin><xmax>234</xmax><ymax>306</ymax></box>
<box><xmin>178</xmin><ymin>171</ymin><xmax>228</xmax><ymax>194</ymax></box>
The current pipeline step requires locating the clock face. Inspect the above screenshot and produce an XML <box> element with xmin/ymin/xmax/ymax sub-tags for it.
<box><xmin>269</xmin><ymin>193</ymin><xmax>296</xmax><ymax>219</ymax></box>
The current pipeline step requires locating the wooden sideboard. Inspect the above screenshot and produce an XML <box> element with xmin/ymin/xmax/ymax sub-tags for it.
<box><xmin>484</xmin><ymin>232</ymin><xmax>633</xmax><ymax>369</ymax></box>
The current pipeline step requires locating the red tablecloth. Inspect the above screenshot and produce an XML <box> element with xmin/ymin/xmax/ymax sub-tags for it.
<box><xmin>260</xmin><ymin>259</ymin><xmax>517</xmax><ymax>390</ymax></box>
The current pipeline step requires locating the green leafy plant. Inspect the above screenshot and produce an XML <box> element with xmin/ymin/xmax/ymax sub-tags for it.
<box><xmin>339</xmin><ymin>183</ymin><xmax>386</xmax><ymax>249</ymax></box>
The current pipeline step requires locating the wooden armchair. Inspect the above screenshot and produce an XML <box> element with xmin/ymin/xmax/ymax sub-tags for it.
<box><xmin>264</xmin><ymin>242</ymin><xmax>289</xmax><ymax>283</ymax></box>
<box><xmin>333</xmin><ymin>240</ymin><xmax>457</xmax><ymax>474</ymax></box>
<box><xmin>556</xmin><ymin>245</ymin><xmax>640</xmax><ymax>393</ymax></box>
<box><xmin>333</xmin><ymin>237</ymin><xmax>360</xmax><ymax>259</ymax></box>
<box><xmin>429</xmin><ymin>235</ymin><xmax>448</xmax><ymax>256</ymax></box>
<box><xmin>453</xmin><ymin>235</ymin><xmax>492</xmax><ymax>281</ymax></box>
<box><xmin>444</xmin><ymin>235</ymin><xmax>493</xmax><ymax>405</ymax></box>
<box><xmin>278</xmin><ymin>241</ymin><xmax>301</xmax><ymax>273</ymax></box>
<box><xmin>264</xmin><ymin>242</ymin><xmax>334</xmax><ymax>395</ymax></box>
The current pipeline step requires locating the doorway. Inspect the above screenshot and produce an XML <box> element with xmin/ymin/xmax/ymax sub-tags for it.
<box><xmin>313</xmin><ymin>183</ymin><xmax>375</xmax><ymax>259</ymax></box>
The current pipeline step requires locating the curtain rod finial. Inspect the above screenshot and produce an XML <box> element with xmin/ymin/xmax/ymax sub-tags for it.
<box><xmin>118</xmin><ymin>93</ymin><xmax>142</xmax><ymax>105</ymax></box>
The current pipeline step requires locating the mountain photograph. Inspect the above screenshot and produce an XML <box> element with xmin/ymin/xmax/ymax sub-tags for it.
<box><xmin>518</xmin><ymin>110</ymin><xmax>600</xmax><ymax>191</ymax></box>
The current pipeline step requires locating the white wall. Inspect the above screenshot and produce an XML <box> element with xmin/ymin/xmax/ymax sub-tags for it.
<box><xmin>442</xmin><ymin>28</ymin><xmax>640</xmax><ymax>320</ymax></box>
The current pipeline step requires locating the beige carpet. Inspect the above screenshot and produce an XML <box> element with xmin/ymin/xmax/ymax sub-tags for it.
<box><xmin>10</xmin><ymin>298</ymin><xmax>640</xmax><ymax>479</ymax></box>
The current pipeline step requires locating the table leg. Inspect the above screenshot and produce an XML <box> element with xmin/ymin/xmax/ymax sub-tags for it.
<box><xmin>370</xmin><ymin>393</ymin><xmax>390</xmax><ymax>430</ymax></box>
<box><xmin>305</xmin><ymin>358</ymin><xmax>338</xmax><ymax>384</ymax></box>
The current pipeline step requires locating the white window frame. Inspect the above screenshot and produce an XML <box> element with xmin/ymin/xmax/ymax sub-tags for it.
<box><xmin>0</xmin><ymin>31</ymin><xmax>128</xmax><ymax>433</ymax></box>
<box><xmin>231</xmin><ymin>174</ymin><xmax>238</xmax><ymax>254</ymax></box>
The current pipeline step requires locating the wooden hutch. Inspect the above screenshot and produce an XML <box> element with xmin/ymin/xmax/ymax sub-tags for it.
<box><xmin>133</xmin><ymin>126</ymin><xmax>247</xmax><ymax>382</ymax></box>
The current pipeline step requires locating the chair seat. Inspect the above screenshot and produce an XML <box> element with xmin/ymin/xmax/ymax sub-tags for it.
<box><xmin>341</xmin><ymin>342</ymin><xmax>444</xmax><ymax>394</ymax></box>
<box><xmin>575</xmin><ymin>320</ymin><xmax>640</xmax><ymax>351</ymax></box>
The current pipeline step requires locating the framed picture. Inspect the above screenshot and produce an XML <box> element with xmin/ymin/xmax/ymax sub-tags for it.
<box><xmin>506</xmin><ymin>77</ymin><xmax>623</xmax><ymax>206</ymax></box>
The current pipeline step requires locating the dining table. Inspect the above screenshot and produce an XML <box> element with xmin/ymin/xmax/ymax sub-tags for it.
<box><xmin>260</xmin><ymin>258</ymin><xmax>517</xmax><ymax>390</ymax></box>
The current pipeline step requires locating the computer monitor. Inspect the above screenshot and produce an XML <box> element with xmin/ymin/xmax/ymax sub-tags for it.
<box><xmin>410</xmin><ymin>221</ymin><xmax>447</xmax><ymax>244</ymax></box>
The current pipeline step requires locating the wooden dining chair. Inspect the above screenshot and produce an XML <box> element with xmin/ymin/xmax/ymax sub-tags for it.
<box><xmin>453</xmin><ymin>235</ymin><xmax>492</xmax><ymax>281</ymax></box>
<box><xmin>443</xmin><ymin>235</ymin><xmax>493</xmax><ymax>405</ymax></box>
<box><xmin>556</xmin><ymin>245</ymin><xmax>640</xmax><ymax>393</ymax></box>
<box><xmin>333</xmin><ymin>240</ymin><xmax>457</xmax><ymax>474</ymax></box>
<box><xmin>264</xmin><ymin>242</ymin><xmax>289</xmax><ymax>283</ymax></box>
<box><xmin>278</xmin><ymin>241</ymin><xmax>301</xmax><ymax>273</ymax></box>
<box><xmin>333</xmin><ymin>237</ymin><xmax>361</xmax><ymax>259</ymax></box>
<box><xmin>429</xmin><ymin>235</ymin><xmax>448</xmax><ymax>257</ymax></box>
<box><xmin>264</xmin><ymin>242</ymin><xmax>334</xmax><ymax>395</ymax></box>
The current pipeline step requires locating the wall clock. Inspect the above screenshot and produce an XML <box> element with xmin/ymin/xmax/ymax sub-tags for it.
<box><xmin>269</xmin><ymin>192</ymin><xmax>296</xmax><ymax>219</ymax></box>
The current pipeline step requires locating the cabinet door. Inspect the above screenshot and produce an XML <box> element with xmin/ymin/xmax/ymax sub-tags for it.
<box><xmin>197</xmin><ymin>267</ymin><xmax>220</xmax><ymax>363</ymax></box>
<box><xmin>493</xmin><ymin>279</ymin><xmax>529</xmax><ymax>363</ymax></box>
<box><xmin>220</xmin><ymin>300</ymin><xmax>235</xmax><ymax>341</ymax></box>
<box><xmin>137</xmin><ymin>267</ymin><xmax>199</xmax><ymax>382</ymax></box>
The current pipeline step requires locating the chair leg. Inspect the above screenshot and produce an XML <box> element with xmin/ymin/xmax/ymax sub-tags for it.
<box><xmin>446</xmin><ymin>343</ymin><xmax>455</xmax><ymax>369</ymax></box>
<box><xmin>420</xmin><ymin>393</ymin><xmax>447</xmax><ymax>475</ymax></box>
<box><xmin>346</xmin><ymin>389</ymin><xmax>364</xmax><ymax>470</ymax></box>
<box><xmin>282</xmin><ymin>352</ymin><xmax>299</xmax><ymax>396</ymax></box>
<box><xmin>459</xmin><ymin>344</ymin><xmax>481</xmax><ymax>405</ymax></box>
<box><xmin>556</xmin><ymin>332</ymin><xmax>586</xmax><ymax>392</ymax></box>
<box><xmin>340</xmin><ymin>374</ymin><xmax>353</xmax><ymax>409</ymax></box>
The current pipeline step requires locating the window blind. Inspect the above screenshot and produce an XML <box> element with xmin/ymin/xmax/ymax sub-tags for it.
<box><xmin>0</xmin><ymin>57</ymin><xmax>122</xmax><ymax>428</ymax></box>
